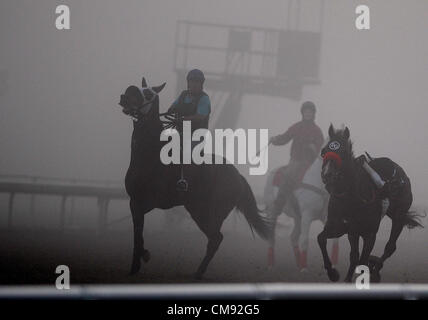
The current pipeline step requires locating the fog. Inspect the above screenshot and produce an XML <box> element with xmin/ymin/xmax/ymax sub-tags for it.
<box><xmin>1</xmin><ymin>0</ymin><xmax>428</xmax><ymax>287</ymax></box>
<box><xmin>1</xmin><ymin>0</ymin><xmax>427</xmax><ymax>203</ymax></box>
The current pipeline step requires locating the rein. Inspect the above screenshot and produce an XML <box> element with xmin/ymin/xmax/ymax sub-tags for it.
<box><xmin>159</xmin><ymin>112</ymin><xmax>179</xmax><ymax>130</ymax></box>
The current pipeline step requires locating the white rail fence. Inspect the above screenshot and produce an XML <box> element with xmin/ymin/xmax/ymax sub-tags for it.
<box><xmin>0</xmin><ymin>283</ymin><xmax>427</xmax><ymax>300</ymax></box>
<box><xmin>0</xmin><ymin>175</ymin><xmax>128</xmax><ymax>232</ymax></box>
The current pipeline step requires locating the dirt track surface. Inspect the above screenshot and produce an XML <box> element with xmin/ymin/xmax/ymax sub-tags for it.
<box><xmin>0</xmin><ymin>208</ymin><xmax>427</xmax><ymax>285</ymax></box>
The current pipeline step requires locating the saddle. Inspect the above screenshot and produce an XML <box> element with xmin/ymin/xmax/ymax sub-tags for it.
<box><xmin>271</xmin><ymin>164</ymin><xmax>328</xmax><ymax>218</ymax></box>
<box><xmin>356</xmin><ymin>154</ymin><xmax>409</xmax><ymax>203</ymax></box>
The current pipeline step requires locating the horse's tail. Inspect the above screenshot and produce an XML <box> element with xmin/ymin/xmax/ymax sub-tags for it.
<box><xmin>236</xmin><ymin>175</ymin><xmax>272</xmax><ymax>241</ymax></box>
<box><xmin>403</xmin><ymin>209</ymin><xmax>426</xmax><ymax>229</ymax></box>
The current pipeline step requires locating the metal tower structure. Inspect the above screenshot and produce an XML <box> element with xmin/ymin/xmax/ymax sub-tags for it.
<box><xmin>173</xmin><ymin>0</ymin><xmax>325</xmax><ymax>129</ymax></box>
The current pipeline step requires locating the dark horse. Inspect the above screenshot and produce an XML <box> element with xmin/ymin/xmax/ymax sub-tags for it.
<box><xmin>317</xmin><ymin>124</ymin><xmax>422</xmax><ymax>282</ymax></box>
<box><xmin>119</xmin><ymin>77</ymin><xmax>271</xmax><ymax>279</ymax></box>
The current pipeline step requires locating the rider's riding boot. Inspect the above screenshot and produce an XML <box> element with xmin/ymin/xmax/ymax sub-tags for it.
<box><xmin>378</xmin><ymin>181</ymin><xmax>390</xmax><ymax>199</ymax></box>
<box><xmin>176</xmin><ymin>178</ymin><xmax>188</xmax><ymax>192</ymax></box>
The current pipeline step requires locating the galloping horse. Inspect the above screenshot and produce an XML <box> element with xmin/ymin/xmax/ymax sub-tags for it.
<box><xmin>119</xmin><ymin>77</ymin><xmax>271</xmax><ymax>279</ymax></box>
<box><xmin>264</xmin><ymin>156</ymin><xmax>339</xmax><ymax>271</ymax></box>
<box><xmin>318</xmin><ymin>124</ymin><xmax>422</xmax><ymax>282</ymax></box>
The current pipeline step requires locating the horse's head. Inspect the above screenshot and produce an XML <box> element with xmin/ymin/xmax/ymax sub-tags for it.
<box><xmin>321</xmin><ymin>124</ymin><xmax>354</xmax><ymax>191</ymax></box>
<box><xmin>119</xmin><ymin>77</ymin><xmax>166</xmax><ymax>121</ymax></box>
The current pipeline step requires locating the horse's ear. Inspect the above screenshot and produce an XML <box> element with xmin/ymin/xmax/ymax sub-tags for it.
<box><xmin>328</xmin><ymin>124</ymin><xmax>335</xmax><ymax>138</ymax></box>
<box><xmin>343</xmin><ymin>127</ymin><xmax>350</xmax><ymax>140</ymax></box>
<box><xmin>152</xmin><ymin>82</ymin><xmax>166</xmax><ymax>94</ymax></box>
<box><xmin>142</xmin><ymin>77</ymin><xmax>148</xmax><ymax>88</ymax></box>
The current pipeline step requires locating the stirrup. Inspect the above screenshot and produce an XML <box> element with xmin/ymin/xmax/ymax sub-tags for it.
<box><xmin>176</xmin><ymin>178</ymin><xmax>188</xmax><ymax>192</ymax></box>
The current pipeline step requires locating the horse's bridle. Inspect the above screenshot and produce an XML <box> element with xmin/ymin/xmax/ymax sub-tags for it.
<box><xmin>321</xmin><ymin>152</ymin><xmax>344</xmax><ymax>182</ymax></box>
<box><xmin>323</xmin><ymin>153</ymin><xmax>379</xmax><ymax>204</ymax></box>
<box><xmin>126</xmin><ymin>104</ymin><xmax>178</xmax><ymax>130</ymax></box>
<box><xmin>321</xmin><ymin>152</ymin><xmax>348</xmax><ymax>198</ymax></box>
<box><xmin>119</xmin><ymin>81</ymin><xmax>178</xmax><ymax>130</ymax></box>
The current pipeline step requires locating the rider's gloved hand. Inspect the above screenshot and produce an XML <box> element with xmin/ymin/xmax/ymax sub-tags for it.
<box><xmin>355</xmin><ymin>154</ymin><xmax>367</xmax><ymax>166</ymax></box>
<box><xmin>172</xmin><ymin>116</ymin><xmax>184</xmax><ymax>126</ymax></box>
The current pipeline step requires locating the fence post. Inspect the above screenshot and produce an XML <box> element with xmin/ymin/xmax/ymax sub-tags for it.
<box><xmin>97</xmin><ymin>197</ymin><xmax>109</xmax><ymax>234</ymax></box>
<box><xmin>8</xmin><ymin>192</ymin><xmax>15</xmax><ymax>229</ymax></box>
<box><xmin>29</xmin><ymin>177</ymin><xmax>37</xmax><ymax>227</ymax></box>
<box><xmin>69</xmin><ymin>196</ymin><xmax>76</xmax><ymax>226</ymax></box>
<box><xmin>60</xmin><ymin>196</ymin><xmax>67</xmax><ymax>231</ymax></box>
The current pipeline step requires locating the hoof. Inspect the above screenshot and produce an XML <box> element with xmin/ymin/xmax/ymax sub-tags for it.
<box><xmin>368</xmin><ymin>255</ymin><xmax>383</xmax><ymax>272</ymax></box>
<box><xmin>193</xmin><ymin>272</ymin><xmax>203</xmax><ymax>280</ymax></box>
<box><xmin>129</xmin><ymin>263</ymin><xmax>141</xmax><ymax>276</ymax></box>
<box><xmin>327</xmin><ymin>268</ymin><xmax>340</xmax><ymax>282</ymax></box>
<box><xmin>142</xmin><ymin>249</ymin><xmax>151</xmax><ymax>263</ymax></box>
<box><xmin>370</xmin><ymin>271</ymin><xmax>381</xmax><ymax>283</ymax></box>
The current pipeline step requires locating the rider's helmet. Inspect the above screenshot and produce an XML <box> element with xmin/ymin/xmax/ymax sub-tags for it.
<box><xmin>300</xmin><ymin>101</ymin><xmax>316</xmax><ymax>114</ymax></box>
<box><xmin>186</xmin><ymin>69</ymin><xmax>205</xmax><ymax>83</ymax></box>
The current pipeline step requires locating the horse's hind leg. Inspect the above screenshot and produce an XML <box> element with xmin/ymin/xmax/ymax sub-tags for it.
<box><xmin>195</xmin><ymin>227</ymin><xmax>223</xmax><ymax>280</ymax></box>
<box><xmin>374</xmin><ymin>191</ymin><xmax>413</xmax><ymax>274</ymax></box>
<box><xmin>188</xmin><ymin>207</ymin><xmax>225</xmax><ymax>279</ymax></box>
<box><xmin>290</xmin><ymin>215</ymin><xmax>302</xmax><ymax>269</ymax></box>
<box><xmin>129</xmin><ymin>199</ymin><xmax>150</xmax><ymax>275</ymax></box>
<box><xmin>374</xmin><ymin>217</ymin><xmax>404</xmax><ymax>274</ymax></box>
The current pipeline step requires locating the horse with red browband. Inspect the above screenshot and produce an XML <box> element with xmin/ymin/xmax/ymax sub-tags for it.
<box><xmin>318</xmin><ymin>124</ymin><xmax>423</xmax><ymax>283</ymax></box>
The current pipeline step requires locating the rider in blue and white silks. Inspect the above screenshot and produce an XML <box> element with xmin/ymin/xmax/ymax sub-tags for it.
<box><xmin>168</xmin><ymin>69</ymin><xmax>212</xmax><ymax>192</ymax></box>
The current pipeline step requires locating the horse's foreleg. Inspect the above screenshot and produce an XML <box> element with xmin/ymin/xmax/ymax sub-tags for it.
<box><xmin>317</xmin><ymin>226</ymin><xmax>344</xmax><ymax>282</ymax></box>
<box><xmin>344</xmin><ymin>233</ymin><xmax>359</xmax><ymax>282</ymax></box>
<box><xmin>360</xmin><ymin>233</ymin><xmax>376</xmax><ymax>266</ymax></box>
<box><xmin>290</xmin><ymin>215</ymin><xmax>302</xmax><ymax>269</ymax></box>
<box><xmin>298</xmin><ymin>213</ymin><xmax>311</xmax><ymax>271</ymax></box>
<box><xmin>359</xmin><ymin>233</ymin><xmax>377</xmax><ymax>282</ymax></box>
<box><xmin>129</xmin><ymin>200</ymin><xmax>150</xmax><ymax>275</ymax></box>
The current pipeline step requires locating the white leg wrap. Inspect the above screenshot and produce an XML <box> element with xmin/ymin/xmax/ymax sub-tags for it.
<box><xmin>362</xmin><ymin>161</ymin><xmax>385</xmax><ymax>188</ymax></box>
